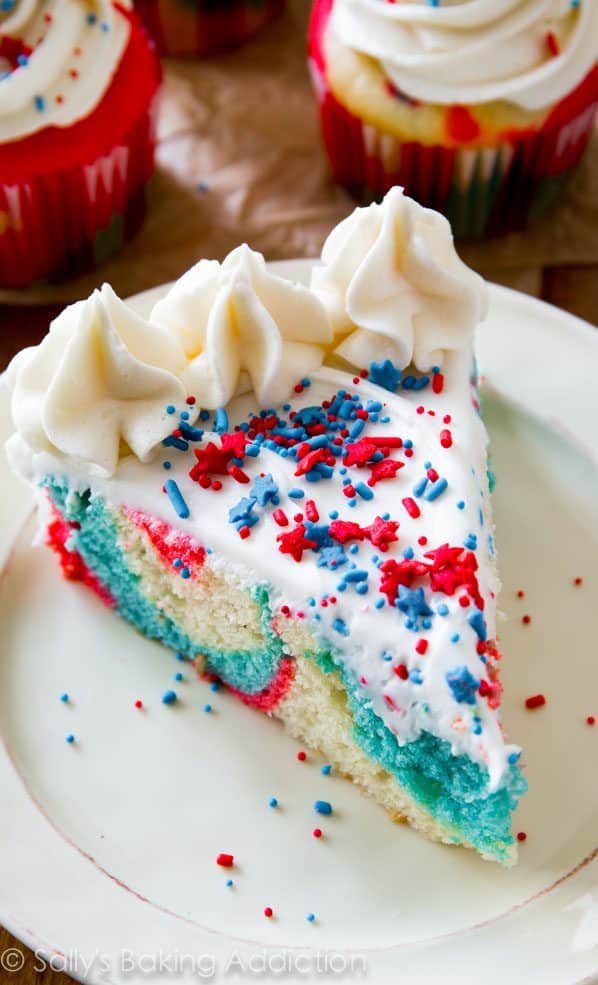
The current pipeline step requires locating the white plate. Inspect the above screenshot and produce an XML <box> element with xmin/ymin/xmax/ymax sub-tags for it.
<box><xmin>1</xmin><ymin>262</ymin><xmax>597</xmax><ymax>985</ymax></box>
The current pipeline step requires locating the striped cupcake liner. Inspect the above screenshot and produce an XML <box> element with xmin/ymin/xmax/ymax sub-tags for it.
<box><xmin>309</xmin><ymin>58</ymin><xmax>597</xmax><ymax>239</ymax></box>
<box><xmin>134</xmin><ymin>0</ymin><xmax>284</xmax><ymax>56</ymax></box>
<box><xmin>0</xmin><ymin>103</ymin><xmax>157</xmax><ymax>290</ymax></box>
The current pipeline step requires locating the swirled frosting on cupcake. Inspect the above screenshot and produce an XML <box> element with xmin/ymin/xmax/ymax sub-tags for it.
<box><xmin>330</xmin><ymin>0</ymin><xmax>598</xmax><ymax>110</ymax></box>
<box><xmin>311</xmin><ymin>187</ymin><xmax>487</xmax><ymax>372</ymax></box>
<box><xmin>0</xmin><ymin>0</ymin><xmax>131</xmax><ymax>143</ymax></box>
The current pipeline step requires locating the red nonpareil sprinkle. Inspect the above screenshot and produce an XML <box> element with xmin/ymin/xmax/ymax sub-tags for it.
<box><xmin>264</xmin><ymin>907</ymin><xmax>273</xmax><ymax>918</ymax></box>
<box><xmin>516</xmin><ymin>831</ymin><xmax>527</xmax><ymax>843</ymax></box>
<box><xmin>211</xmin><ymin>480</ymin><xmax>222</xmax><ymax>491</ymax></box>
<box><xmin>280</xmin><ymin>604</ymin><xmax>290</xmax><ymax>616</ymax></box>
<box><xmin>525</xmin><ymin>693</ymin><xmax>546</xmax><ymax>710</ymax></box>
<box><xmin>305</xmin><ymin>500</ymin><xmax>320</xmax><ymax>522</ymax></box>
<box><xmin>517</xmin><ymin>590</ymin><xmax>525</xmax><ymax>598</ymax></box>
<box><xmin>273</xmin><ymin>509</ymin><xmax>288</xmax><ymax>527</ymax></box>
<box><xmin>440</xmin><ymin>429</ymin><xmax>453</xmax><ymax>449</ymax></box>
<box><xmin>415</xmin><ymin>639</ymin><xmax>428</xmax><ymax>655</ymax></box>
<box><xmin>313</xmin><ymin>828</ymin><xmax>322</xmax><ymax>838</ymax></box>
<box><xmin>353</xmin><ymin>377</ymin><xmax>360</xmax><ymax>385</ymax></box>
<box><xmin>294</xmin><ymin>383</ymin><xmax>304</xmax><ymax>394</ymax></box>
<box><xmin>418</xmin><ymin>536</ymin><xmax>428</xmax><ymax>546</ymax></box>
<box><xmin>522</xmin><ymin>614</ymin><xmax>532</xmax><ymax>625</ymax></box>
<box><xmin>394</xmin><ymin>663</ymin><xmax>409</xmax><ymax>680</ymax></box>
<box><xmin>69</xmin><ymin>68</ymin><xmax>79</xmax><ymax>79</ymax></box>
<box><xmin>404</xmin><ymin>448</ymin><xmax>413</xmax><ymax>458</ymax></box>
<box><xmin>402</xmin><ymin>497</ymin><xmax>420</xmax><ymax>519</ymax></box>
<box><xmin>586</xmin><ymin>716</ymin><xmax>595</xmax><ymax>726</ymax></box>
<box><xmin>443</xmin><ymin>414</ymin><xmax>451</xmax><ymax>424</ymax></box>
<box><xmin>228</xmin><ymin>465</ymin><xmax>250</xmax><ymax>484</ymax></box>
<box><xmin>459</xmin><ymin>595</ymin><xmax>470</xmax><ymax>608</ymax></box>
<box><xmin>186</xmin><ymin>395</ymin><xmax>196</xmax><ymax>405</ymax></box>
<box><xmin>546</xmin><ymin>30</ymin><xmax>559</xmax><ymax>56</ymax></box>
<box><xmin>134</xmin><ymin>700</ymin><xmax>143</xmax><ymax>709</ymax></box>
<box><xmin>427</xmin><ymin>468</ymin><xmax>439</xmax><ymax>482</ymax></box>
<box><xmin>239</xmin><ymin>525</ymin><xmax>251</xmax><ymax>540</ymax></box>
<box><xmin>297</xmin><ymin>750</ymin><xmax>307</xmax><ymax>762</ymax></box>
<box><xmin>416</xmin><ymin>405</ymin><xmax>424</xmax><ymax>415</ymax></box>
<box><xmin>573</xmin><ymin>577</ymin><xmax>583</xmax><ymax>587</ymax></box>
<box><xmin>216</xmin><ymin>853</ymin><xmax>234</xmax><ymax>868</ymax></box>
<box><xmin>360</xmin><ymin>369</ymin><xmax>369</xmax><ymax>378</ymax></box>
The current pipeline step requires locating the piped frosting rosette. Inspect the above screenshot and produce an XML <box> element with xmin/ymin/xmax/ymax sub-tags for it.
<box><xmin>7</xmin><ymin>246</ymin><xmax>333</xmax><ymax>473</ymax></box>
<box><xmin>311</xmin><ymin>187</ymin><xmax>487</xmax><ymax>372</ymax></box>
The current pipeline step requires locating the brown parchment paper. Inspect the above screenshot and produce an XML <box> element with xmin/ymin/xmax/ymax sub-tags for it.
<box><xmin>2</xmin><ymin>0</ymin><xmax>597</xmax><ymax>306</ymax></box>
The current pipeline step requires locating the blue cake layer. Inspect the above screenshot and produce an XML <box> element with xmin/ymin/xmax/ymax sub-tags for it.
<box><xmin>45</xmin><ymin>477</ymin><xmax>526</xmax><ymax>861</ymax></box>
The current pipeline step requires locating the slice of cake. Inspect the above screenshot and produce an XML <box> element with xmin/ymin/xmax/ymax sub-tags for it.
<box><xmin>5</xmin><ymin>189</ymin><xmax>526</xmax><ymax>864</ymax></box>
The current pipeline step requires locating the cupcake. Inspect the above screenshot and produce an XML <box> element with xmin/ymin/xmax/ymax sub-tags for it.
<box><xmin>0</xmin><ymin>0</ymin><xmax>161</xmax><ymax>289</ymax></box>
<box><xmin>309</xmin><ymin>0</ymin><xmax>598</xmax><ymax>238</ymax></box>
<box><xmin>133</xmin><ymin>0</ymin><xmax>285</xmax><ymax>57</ymax></box>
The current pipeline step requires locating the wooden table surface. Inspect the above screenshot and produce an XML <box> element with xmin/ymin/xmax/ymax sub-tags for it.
<box><xmin>0</xmin><ymin>261</ymin><xmax>596</xmax><ymax>984</ymax></box>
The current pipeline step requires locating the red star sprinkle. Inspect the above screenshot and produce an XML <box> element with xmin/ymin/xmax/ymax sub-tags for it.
<box><xmin>277</xmin><ymin>524</ymin><xmax>318</xmax><ymax>562</ymax></box>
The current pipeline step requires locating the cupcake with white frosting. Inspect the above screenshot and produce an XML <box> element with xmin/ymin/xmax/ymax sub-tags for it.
<box><xmin>309</xmin><ymin>0</ymin><xmax>598</xmax><ymax>238</ymax></box>
<box><xmin>0</xmin><ymin>0</ymin><xmax>161</xmax><ymax>288</ymax></box>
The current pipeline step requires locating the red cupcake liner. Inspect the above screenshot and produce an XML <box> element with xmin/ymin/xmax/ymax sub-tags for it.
<box><xmin>309</xmin><ymin>0</ymin><xmax>598</xmax><ymax>238</ymax></box>
<box><xmin>134</xmin><ymin>0</ymin><xmax>285</xmax><ymax>56</ymax></box>
<box><xmin>0</xmin><ymin>8</ymin><xmax>161</xmax><ymax>289</ymax></box>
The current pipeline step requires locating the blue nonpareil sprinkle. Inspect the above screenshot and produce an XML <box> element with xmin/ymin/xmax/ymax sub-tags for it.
<box><xmin>306</xmin><ymin>913</ymin><xmax>316</xmax><ymax>923</ymax></box>
<box><xmin>413</xmin><ymin>476</ymin><xmax>428</xmax><ymax>498</ymax></box>
<box><xmin>457</xmin><ymin>500</ymin><xmax>465</xmax><ymax>510</ymax></box>
<box><xmin>269</xmin><ymin>797</ymin><xmax>278</xmax><ymax>808</ymax></box>
<box><xmin>180</xmin><ymin>567</ymin><xmax>191</xmax><ymax>579</ymax></box>
<box><xmin>174</xmin><ymin>672</ymin><xmax>184</xmax><ymax>681</ymax></box>
<box><xmin>210</xmin><ymin>681</ymin><xmax>220</xmax><ymax>692</ymax></box>
<box><xmin>468</xmin><ymin>609</ymin><xmax>487</xmax><ymax>641</ymax></box>
<box><xmin>203</xmin><ymin>703</ymin><xmax>212</xmax><ymax>713</ymax></box>
<box><xmin>162</xmin><ymin>435</ymin><xmax>189</xmax><ymax>451</ymax></box>
<box><xmin>349</xmin><ymin>418</ymin><xmax>365</xmax><ymax>440</ymax></box>
<box><xmin>314</xmin><ymin>800</ymin><xmax>332</xmax><ymax>815</ymax></box>
<box><xmin>178</xmin><ymin>422</ymin><xmax>204</xmax><ymax>441</ymax></box>
<box><xmin>162</xmin><ymin>690</ymin><xmax>178</xmax><ymax>705</ymax></box>
<box><xmin>355</xmin><ymin>482</ymin><xmax>374</xmax><ymax>501</ymax></box>
<box><xmin>425</xmin><ymin>478</ymin><xmax>448</xmax><ymax>502</ymax></box>
<box><xmin>464</xmin><ymin>533</ymin><xmax>478</xmax><ymax>550</ymax></box>
<box><xmin>321</xmin><ymin>764</ymin><xmax>332</xmax><ymax>775</ymax></box>
<box><xmin>60</xmin><ymin>693</ymin><xmax>69</xmax><ymax>703</ymax></box>
<box><xmin>333</xmin><ymin>618</ymin><xmax>350</xmax><ymax>637</ymax></box>
<box><xmin>214</xmin><ymin>408</ymin><xmax>229</xmax><ymax>433</ymax></box>
<box><xmin>66</xmin><ymin>734</ymin><xmax>75</xmax><ymax>744</ymax></box>
<box><xmin>163</xmin><ymin>461</ymin><xmax>172</xmax><ymax>470</ymax></box>
<box><xmin>34</xmin><ymin>95</ymin><xmax>45</xmax><ymax>111</ymax></box>
<box><xmin>164</xmin><ymin>479</ymin><xmax>190</xmax><ymax>519</ymax></box>
<box><xmin>166</xmin><ymin>404</ymin><xmax>176</xmax><ymax>414</ymax></box>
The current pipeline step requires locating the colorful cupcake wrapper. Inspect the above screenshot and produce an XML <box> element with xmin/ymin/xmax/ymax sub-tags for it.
<box><xmin>309</xmin><ymin>60</ymin><xmax>598</xmax><ymax>239</ymax></box>
<box><xmin>134</xmin><ymin>0</ymin><xmax>284</xmax><ymax>56</ymax></box>
<box><xmin>0</xmin><ymin>103</ymin><xmax>157</xmax><ymax>290</ymax></box>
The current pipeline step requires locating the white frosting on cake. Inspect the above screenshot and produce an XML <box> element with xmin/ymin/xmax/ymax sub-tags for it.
<box><xmin>329</xmin><ymin>0</ymin><xmax>597</xmax><ymax>111</ymax></box>
<box><xmin>311</xmin><ymin>187</ymin><xmax>487</xmax><ymax>373</ymax></box>
<box><xmin>0</xmin><ymin>0</ymin><xmax>131</xmax><ymax>143</ymax></box>
<box><xmin>7</xmin><ymin>356</ymin><xmax>519</xmax><ymax>791</ymax></box>
<box><xmin>151</xmin><ymin>245</ymin><xmax>332</xmax><ymax>410</ymax></box>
